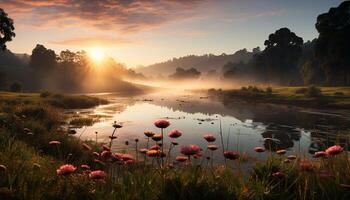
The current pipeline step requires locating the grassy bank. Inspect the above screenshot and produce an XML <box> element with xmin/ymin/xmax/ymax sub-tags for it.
<box><xmin>207</xmin><ymin>86</ymin><xmax>350</xmax><ymax>110</ymax></box>
<box><xmin>1</xmin><ymin>92</ymin><xmax>350</xmax><ymax>200</ymax></box>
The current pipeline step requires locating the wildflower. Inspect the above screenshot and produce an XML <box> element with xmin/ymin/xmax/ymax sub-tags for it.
<box><xmin>121</xmin><ymin>154</ymin><xmax>134</xmax><ymax>161</ymax></box>
<box><xmin>144</xmin><ymin>131</ymin><xmax>155</xmax><ymax>137</ymax></box>
<box><xmin>168</xmin><ymin>129</ymin><xmax>182</xmax><ymax>138</ymax></box>
<box><xmin>23</xmin><ymin>128</ymin><xmax>31</xmax><ymax>133</ymax></box>
<box><xmin>276</xmin><ymin>149</ymin><xmax>286</xmax><ymax>155</ymax></box>
<box><xmin>139</xmin><ymin>148</ymin><xmax>148</xmax><ymax>154</ymax></box>
<box><xmin>146</xmin><ymin>150</ymin><xmax>159</xmax><ymax>157</ymax></box>
<box><xmin>207</xmin><ymin>144</ymin><xmax>218</xmax><ymax>151</ymax></box>
<box><xmin>56</xmin><ymin>164</ymin><xmax>76</xmax><ymax>176</ymax></box>
<box><xmin>176</xmin><ymin>156</ymin><xmax>188</xmax><ymax>162</ymax></box>
<box><xmin>33</xmin><ymin>163</ymin><xmax>41</xmax><ymax>169</ymax></box>
<box><xmin>223</xmin><ymin>151</ymin><xmax>239</xmax><ymax>160</ymax></box>
<box><xmin>81</xmin><ymin>165</ymin><xmax>90</xmax><ymax>170</ymax></box>
<box><xmin>113</xmin><ymin>121</ymin><xmax>123</xmax><ymax>129</ymax></box>
<box><xmin>92</xmin><ymin>152</ymin><xmax>100</xmax><ymax>157</ymax></box>
<box><xmin>101</xmin><ymin>150</ymin><xmax>112</xmax><ymax>158</ymax></box>
<box><xmin>283</xmin><ymin>159</ymin><xmax>291</xmax><ymax>164</ymax></box>
<box><xmin>27</xmin><ymin>132</ymin><xmax>34</xmax><ymax>136</ymax></box>
<box><xmin>154</xmin><ymin>120</ymin><xmax>170</xmax><ymax>129</ymax></box>
<box><xmin>89</xmin><ymin>170</ymin><xmax>107</xmax><ymax>180</ymax></box>
<box><xmin>102</xmin><ymin>144</ymin><xmax>111</xmax><ymax>151</ymax></box>
<box><xmin>254</xmin><ymin>147</ymin><xmax>265</xmax><ymax>153</ymax></box>
<box><xmin>49</xmin><ymin>141</ymin><xmax>61</xmax><ymax>145</ymax></box>
<box><xmin>152</xmin><ymin>134</ymin><xmax>162</xmax><ymax>142</ymax></box>
<box><xmin>167</xmin><ymin>163</ymin><xmax>175</xmax><ymax>169</ymax></box>
<box><xmin>171</xmin><ymin>141</ymin><xmax>179</xmax><ymax>145</ymax></box>
<box><xmin>149</xmin><ymin>145</ymin><xmax>160</xmax><ymax>150</ymax></box>
<box><xmin>93</xmin><ymin>159</ymin><xmax>105</xmax><ymax>165</ymax></box>
<box><xmin>287</xmin><ymin>155</ymin><xmax>297</xmax><ymax>160</ymax></box>
<box><xmin>272</xmin><ymin>172</ymin><xmax>286</xmax><ymax>178</ymax></box>
<box><xmin>325</xmin><ymin>145</ymin><xmax>343</xmax><ymax>155</ymax></box>
<box><xmin>299</xmin><ymin>161</ymin><xmax>315</xmax><ymax>172</ymax></box>
<box><xmin>124</xmin><ymin>159</ymin><xmax>134</xmax><ymax>165</ymax></box>
<box><xmin>314</xmin><ymin>151</ymin><xmax>327</xmax><ymax>158</ymax></box>
<box><xmin>0</xmin><ymin>164</ymin><xmax>7</xmax><ymax>171</ymax></box>
<box><xmin>180</xmin><ymin>144</ymin><xmax>200</xmax><ymax>156</ymax></box>
<box><xmin>193</xmin><ymin>153</ymin><xmax>202</xmax><ymax>159</ymax></box>
<box><xmin>203</xmin><ymin>134</ymin><xmax>216</xmax><ymax>142</ymax></box>
<box><xmin>81</xmin><ymin>143</ymin><xmax>92</xmax><ymax>151</ymax></box>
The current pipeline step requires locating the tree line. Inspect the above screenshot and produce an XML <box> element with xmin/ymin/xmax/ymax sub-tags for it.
<box><xmin>223</xmin><ymin>1</ymin><xmax>350</xmax><ymax>86</ymax></box>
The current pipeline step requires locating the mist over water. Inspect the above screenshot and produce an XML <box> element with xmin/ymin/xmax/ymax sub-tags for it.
<box><xmin>66</xmin><ymin>91</ymin><xmax>348</xmax><ymax>164</ymax></box>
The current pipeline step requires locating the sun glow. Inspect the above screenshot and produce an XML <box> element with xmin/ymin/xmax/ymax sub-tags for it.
<box><xmin>88</xmin><ymin>47</ymin><xmax>105</xmax><ymax>63</ymax></box>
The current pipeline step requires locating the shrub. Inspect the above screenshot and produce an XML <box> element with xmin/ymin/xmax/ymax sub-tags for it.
<box><xmin>306</xmin><ymin>85</ymin><xmax>322</xmax><ymax>97</ymax></box>
<box><xmin>40</xmin><ymin>91</ymin><xmax>52</xmax><ymax>98</ymax></box>
<box><xmin>9</xmin><ymin>81</ymin><xmax>22</xmax><ymax>92</ymax></box>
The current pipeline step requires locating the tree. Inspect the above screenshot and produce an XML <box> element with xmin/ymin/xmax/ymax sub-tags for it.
<box><xmin>9</xmin><ymin>81</ymin><xmax>21</xmax><ymax>92</ymax></box>
<box><xmin>0</xmin><ymin>8</ymin><xmax>15</xmax><ymax>51</ymax></box>
<box><xmin>169</xmin><ymin>67</ymin><xmax>201</xmax><ymax>80</ymax></box>
<box><xmin>314</xmin><ymin>1</ymin><xmax>350</xmax><ymax>85</ymax></box>
<box><xmin>254</xmin><ymin>28</ymin><xmax>304</xmax><ymax>85</ymax></box>
<box><xmin>30</xmin><ymin>44</ymin><xmax>57</xmax><ymax>71</ymax></box>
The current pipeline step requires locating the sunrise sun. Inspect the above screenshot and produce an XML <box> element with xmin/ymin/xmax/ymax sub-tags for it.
<box><xmin>88</xmin><ymin>47</ymin><xmax>105</xmax><ymax>63</ymax></box>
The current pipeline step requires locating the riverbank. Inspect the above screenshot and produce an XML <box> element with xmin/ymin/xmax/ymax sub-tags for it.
<box><xmin>1</xmin><ymin>92</ymin><xmax>350</xmax><ymax>200</ymax></box>
<box><xmin>206</xmin><ymin>86</ymin><xmax>350</xmax><ymax>110</ymax></box>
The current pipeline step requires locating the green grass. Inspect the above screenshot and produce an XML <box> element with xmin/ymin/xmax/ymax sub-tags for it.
<box><xmin>208</xmin><ymin>86</ymin><xmax>350</xmax><ymax>109</ymax></box>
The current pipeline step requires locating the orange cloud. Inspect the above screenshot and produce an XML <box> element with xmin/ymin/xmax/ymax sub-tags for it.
<box><xmin>0</xmin><ymin>0</ymin><xmax>206</xmax><ymax>33</ymax></box>
<box><xmin>50</xmin><ymin>36</ymin><xmax>136</xmax><ymax>47</ymax></box>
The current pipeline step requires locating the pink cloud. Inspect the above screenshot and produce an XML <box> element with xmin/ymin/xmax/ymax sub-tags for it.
<box><xmin>50</xmin><ymin>36</ymin><xmax>136</xmax><ymax>47</ymax></box>
<box><xmin>0</xmin><ymin>0</ymin><xmax>207</xmax><ymax>32</ymax></box>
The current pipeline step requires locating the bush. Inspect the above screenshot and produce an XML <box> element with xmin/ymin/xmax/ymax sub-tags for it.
<box><xmin>306</xmin><ymin>85</ymin><xmax>322</xmax><ymax>97</ymax></box>
<box><xmin>40</xmin><ymin>91</ymin><xmax>52</xmax><ymax>98</ymax></box>
<box><xmin>9</xmin><ymin>81</ymin><xmax>22</xmax><ymax>92</ymax></box>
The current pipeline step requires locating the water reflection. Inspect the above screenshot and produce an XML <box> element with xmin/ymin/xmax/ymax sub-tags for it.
<box><xmin>67</xmin><ymin>92</ymin><xmax>350</xmax><ymax>162</ymax></box>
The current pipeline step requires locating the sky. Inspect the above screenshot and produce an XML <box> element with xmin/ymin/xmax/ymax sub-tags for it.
<box><xmin>0</xmin><ymin>0</ymin><xmax>344</xmax><ymax>68</ymax></box>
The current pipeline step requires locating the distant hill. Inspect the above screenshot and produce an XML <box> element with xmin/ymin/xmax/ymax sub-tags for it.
<box><xmin>136</xmin><ymin>48</ymin><xmax>258</xmax><ymax>77</ymax></box>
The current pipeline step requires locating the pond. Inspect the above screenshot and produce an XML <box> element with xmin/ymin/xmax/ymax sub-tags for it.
<box><xmin>65</xmin><ymin>91</ymin><xmax>350</xmax><ymax>164</ymax></box>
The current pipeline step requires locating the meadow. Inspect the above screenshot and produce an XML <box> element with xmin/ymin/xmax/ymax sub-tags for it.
<box><xmin>0</xmin><ymin>91</ymin><xmax>349</xmax><ymax>200</ymax></box>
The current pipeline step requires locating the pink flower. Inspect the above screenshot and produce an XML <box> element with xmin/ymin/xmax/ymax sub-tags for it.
<box><xmin>146</xmin><ymin>150</ymin><xmax>159</xmax><ymax>157</ymax></box>
<box><xmin>144</xmin><ymin>131</ymin><xmax>155</xmax><ymax>137</ymax></box>
<box><xmin>168</xmin><ymin>129</ymin><xmax>182</xmax><ymax>138</ymax></box>
<box><xmin>203</xmin><ymin>134</ymin><xmax>216</xmax><ymax>142</ymax></box>
<box><xmin>154</xmin><ymin>120</ymin><xmax>170</xmax><ymax>129</ymax></box>
<box><xmin>101</xmin><ymin>150</ymin><xmax>112</xmax><ymax>158</ymax></box>
<box><xmin>93</xmin><ymin>159</ymin><xmax>105</xmax><ymax>165</ymax></box>
<box><xmin>49</xmin><ymin>140</ymin><xmax>61</xmax><ymax>145</ymax></box>
<box><xmin>149</xmin><ymin>145</ymin><xmax>160</xmax><ymax>150</ymax></box>
<box><xmin>92</xmin><ymin>152</ymin><xmax>100</xmax><ymax>157</ymax></box>
<box><xmin>254</xmin><ymin>147</ymin><xmax>265</xmax><ymax>153</ymax></box>
<box><xmin>283</xmin><ymin>159</ymin><xmax>291</xmax><ymax>164</ymax></box>
<box><xmin>325</xmin><ymin>145</ymin><xmax>343</xmax><ymax>155</ymax></box>
<box><xmin>56</xmin><ymin>164</ymin><xmax>76</xmax><ymax>176</ymax></box>
<box><xmin>121</xmin><ymin>154</ymin><xmax>134</xmax><ymax>161</ymax></box>
<box><xmin>89</xmin><ymin>170</ymin><xmax>107</xmax><ymax>180</ymax></box>
<box><xmin>139</xmin><ymin>148</ymin><xmax>148</xmax><ymax>154</ymax></box>
<box><xmin>176</xmin><ymin>156</ymin><xmax>188</xmax><ymax>162</ymax></box>
<box><xmin>80</xmin><ymin>165</ymin><xmax>90</xmax><ymax>170</ymax></box>
<box><xmin>180</xmin><ymin>144</ymin><xmax>200</xmax><ymax>156</ymax></box>
<box><xmin>276</xmin><ymin>149</ymin><xmax>286</xmax><ymax>155</ymax></box>
<box><xmin>272</xmin><ymin>172</ymin><xmax>286</xmax><ymax>178</ymax></box>
<box><xmin>287</xmin><ymin>155</ymin><xmax>297</xmax><ymax>160</ymax></box>
<box><xmin>193</xmin><ymin>153</ymin><xmax>202</xmax><ymax>159</ymax></box>
<box><xmin>151</xmin><ymin>134</ymin><xmax>162</xmax><ymax>141</ymax></box>
<box><xmin>223</xmin><ymin>150</ymin><xmax>239</xmax><ymax>160</ymax></box>
<box><xmin>314</xmin><ymin>151</ymin><xmax>327</xmax><ymax>158</ymax></box>
<box><xmin>299</xmin><ymin>161</ymin><xmax>315</xmax><ymax>172</ymax></box>
<box><xmin>207</xmin><ymin>144</ymin><xmax>218</xmax><ymax>151</ymax></box>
